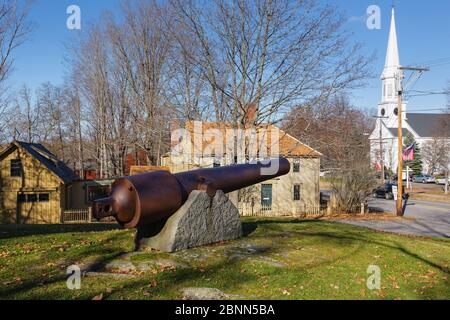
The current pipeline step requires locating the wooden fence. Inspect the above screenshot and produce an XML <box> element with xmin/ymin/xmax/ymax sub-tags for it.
<box><xmin>62</xmin><ymin>209</ymin><xmax>117</xmax><ymax>224</ymax></box>
<box><xmin>62</xmin><ymin>209</ymin><xmax>91</xmax><ymax>223</ymax></box>
<box><xmin>239</xmin><ymin>202</ymin><xmax>368</xmax><ymax>217</ymax></box>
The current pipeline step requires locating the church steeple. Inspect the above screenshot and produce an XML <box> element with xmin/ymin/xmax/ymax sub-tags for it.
<box><xmin>379</xmin><ymin>7</ymin><xmax>405</xmax><ymax>123</ymax></box>
<box><xmin>383</xmin><ymin>8</ymin><xmax>400</xmax><ymax>77</ymax></box>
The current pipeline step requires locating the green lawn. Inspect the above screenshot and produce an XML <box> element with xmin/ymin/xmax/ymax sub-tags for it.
<box><xmin>0</xmin><ymin>218</ymin><xmax>449</xmax><ymax>300</ymax></box>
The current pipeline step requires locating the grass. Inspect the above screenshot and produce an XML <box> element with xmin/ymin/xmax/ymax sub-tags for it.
<box><xmin>0</xmin><ymin>218</ymin><xmax>449</xmax><ymax>300</ymax></box>
<box><xmin>409</xmin><ymin>191</ymin><xmax>450</xmax><ymax>203</ymax></box>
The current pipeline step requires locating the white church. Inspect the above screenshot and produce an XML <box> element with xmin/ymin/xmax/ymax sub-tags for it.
<box><xmin>369</xmin><ymin>8</ymin><xmax>450</xmax><ymax>174</ymax></box>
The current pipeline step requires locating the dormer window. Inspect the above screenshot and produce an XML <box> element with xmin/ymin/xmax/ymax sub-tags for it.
<box><xmin>10</xmin><ymin>159</ymin><xmax>23</xmax><ymax>177</ymax></box>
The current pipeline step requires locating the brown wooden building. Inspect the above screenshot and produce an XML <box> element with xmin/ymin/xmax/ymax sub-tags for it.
<box><xmin>0</xmin><ymin>141</ymin><xmax>78</xmax><ymax>224</ymax></box>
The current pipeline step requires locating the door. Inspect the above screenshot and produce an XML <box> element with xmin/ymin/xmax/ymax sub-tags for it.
<box><xmin>261</xmin><ymin>184</ymin><xmax>273</xmax><ymax>211</ymax></box>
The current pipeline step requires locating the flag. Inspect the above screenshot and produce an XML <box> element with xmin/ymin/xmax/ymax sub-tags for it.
<box><xmin>375</xmin><ymin>162</ymin><xmax>382</xmax><ymax>172</ymax></box>
<box><xmin>402</xmin><ymin>143</ymin><xmax>415</xmax><ymax>161</ymax></box>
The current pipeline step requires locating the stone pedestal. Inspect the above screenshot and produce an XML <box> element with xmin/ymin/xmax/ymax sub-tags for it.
<box><xmin>135</xmin><ymin>190</ymin><xmax>243</xmax><ymax>252</ymax></box>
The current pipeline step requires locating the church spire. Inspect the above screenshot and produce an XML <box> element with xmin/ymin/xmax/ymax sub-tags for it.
<box><xmin>383</xmin><ymin>7</ymin><xmax>400</xmax><ymax>76</ymax></box>
<box><xmin>378</xmin><ymin>6</ymin><xmax>405</xmax><ymax>123</ymax></box>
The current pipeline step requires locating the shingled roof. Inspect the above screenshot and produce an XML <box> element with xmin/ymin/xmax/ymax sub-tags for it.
<box><xmin>182</xmin><ymin>121</ymin><xmax>322</xmax><ymax>158</ymax></box>
<box><xmin>387</xmin><ymin>128</ymin><xmax>412</xmax><ymax>137</ymax></box>
<box><xmin>406</xmin><ymin>113</ymin><xmax>450</xmax><ymax>137</ymax></box>
<box><xmin>0</xmin><ymin>141</ymin><xmax>78</xmax><ymax>184</ymax></box>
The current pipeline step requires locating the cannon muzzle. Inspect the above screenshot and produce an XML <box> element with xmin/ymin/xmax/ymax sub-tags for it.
<box><xmin>93</xmin><ymin>158</ymin><xmax>290</xmax><ymax>228</ymax></box>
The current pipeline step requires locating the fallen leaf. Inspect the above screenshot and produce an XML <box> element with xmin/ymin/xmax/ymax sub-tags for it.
<box><xmin>92</xmin><ymin>293</ymin><xmax>104</xmax><ymax>301</ymax></box>
<box><xmin>282</xmin><ymin>289</ymin><xmax>291</xmax><ymax>296</ymax></box>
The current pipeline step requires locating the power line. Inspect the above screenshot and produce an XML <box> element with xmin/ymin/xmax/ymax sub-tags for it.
<box><xmin>407</xmin><ymin>91</ymin><xmax>450</xmax><ymax>97</ymax></box>
<box><xmin>407</xmin><ymin>108</ymin><xmax>448</xmax><ymax>112</ymax></box>
<box><xmin>410</xmin><ymin>56</ymin><xmax>450</xmax><ymax>66</ymax></box>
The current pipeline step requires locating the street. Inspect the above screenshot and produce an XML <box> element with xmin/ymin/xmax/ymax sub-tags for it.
<box><xmin>341</xmin><ymin>197</ymin><xmax>450</xmax><ymax>238</ymax></box>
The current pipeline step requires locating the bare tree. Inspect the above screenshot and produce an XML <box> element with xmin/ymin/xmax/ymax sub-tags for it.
<box><xmin>63</xmin><ymin>85</ymin><xmax>85</xmax><ymax>178</ymax></box>
<box><xmin>169</xmin><ymin>0</ymin><xmax>370</xmax><ymax>126</ymax></box>
<box><xmin>58</xmin><ymin>0</ymin><xmax>373</xmax><ymax>179</ymax></box>
<box><xmin>422</xmin><ymin>137</ymin><xmax>446</xmax><ymax>175</ymax></box>
<box><xmin>11</xmin><ymin>85</ymin><xmax>40</xmax><ymax>143</ymax></box>
<box><xmin>0</xmin><ymin>0</ymin><xmax>31</xmax><ymax>143</ymax></box>
<box><xmin>0</xmin><ymin>0</ymin><xmax>31</xmax><ymax>84</ymax></box>
<box><xmin>71</xmin><ymin>24</ymin><xmax>115</xmax><ymax>178</ymax></box>
<box><xmin>114</xmin><ymin>1</ymin><xmax>174</xmax><ymax>166</ymax></box>
<box><xmin>285</xmin><ymin>95</ymin><xmax>377</xmax><ymax>213</ymax></box>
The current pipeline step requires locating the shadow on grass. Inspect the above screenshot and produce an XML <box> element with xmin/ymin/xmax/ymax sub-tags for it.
<box><xmin>245</xmin><ymin>218</ymin><xmax>449</xmax><ymax>274</ymax></box>
<box><xmin>0</xmin><ymin>224</ymin><xmax>121</xmax><ymax>240</ymax></box>
<box><xmin>242</xmin><ymin>218</ymin><xmax>322</xmax><ymax>237</ymax></box>
<box><xmin>1</xmin><ymin>218</ymin><xmax>448</xmax><ymax>299</ymax></box>
<box><xmin>0</xmin><ymin>232</ymin><xmax>128</xmax><ymax>299</ymax></box>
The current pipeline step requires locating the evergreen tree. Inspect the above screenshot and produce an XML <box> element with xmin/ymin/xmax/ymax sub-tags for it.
<box><xmin>404</xmin><ymin>133</ymin><xmax>423</xmax><ymax>175</ymax></box>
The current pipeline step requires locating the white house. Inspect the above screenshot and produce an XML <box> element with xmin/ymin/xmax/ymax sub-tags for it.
<box><xmin>369</xmin><ymin>8</ymin><xmax>450</xmax><ymax>174</ymax></box>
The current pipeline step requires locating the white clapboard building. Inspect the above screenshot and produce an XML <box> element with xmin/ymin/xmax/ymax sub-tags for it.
<box><xmin>369</xmin><ymin>8</ymin><xmax>450</xmax><ymax>174</ymax></box>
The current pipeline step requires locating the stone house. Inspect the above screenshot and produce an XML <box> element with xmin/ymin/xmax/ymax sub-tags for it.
<box><xmin>162</xmin><ymin>121</ymin><xmax>322</xmax><ymax>216</ymax></box>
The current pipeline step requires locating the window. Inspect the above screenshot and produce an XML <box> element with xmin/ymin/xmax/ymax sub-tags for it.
<box><xmin>387</xmin><ymin>84</ymin><xmax>393</xmax><ymax>98</ymax></box>
<box><xmin>17</xmin><ymin>194</ymin><xmax>27</xmax><ymax>203</ymax></box>
<box><xmin>294</xmin><ymin>185</ymin><xmax>301</xmax><ymax>201</ymax></box>
<box><xmin>213</xmin><ymin>159</ymin><xmax>221</xmax><ymax>168</ymax></box>
<box><xmin>10</xmin><ymin>159</ymin><xmax>22</xmax><ymax>177</ymax></box>
<box><xmin>27</xmin><ymin>194</ymin><xmax>38</xmax><ymax>203</ymax></box>
<box><xmin>17</xmin><ymin>193</ymin><xmax>49</xmax><ymax>203</ymax></box>
<box><xmin>39</xmin><ymin>194</ymin><xmax>50</xmax><ymax>202</ymax></box>
<box><xmin>293</xmin><ymin>161</ymin><xmax>300</xmax><ymax>173</ymax></box>
<box><xmin>87</xmin><ymin>185</ymin><xmax>111</xmax><ymax>203</ymax></box>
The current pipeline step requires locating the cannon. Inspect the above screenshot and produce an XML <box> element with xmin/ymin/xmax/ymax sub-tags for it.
<box><xmin>93</xmin><ymin>158</ymin><xmax>290</xmax><ymax>229</ymax></box>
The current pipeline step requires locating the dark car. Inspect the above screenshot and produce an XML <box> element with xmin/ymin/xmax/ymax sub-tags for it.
<box><xmin>372</xmin><ymin>183</ymin><xmax>405</xmax><ymax>200</ymax></box>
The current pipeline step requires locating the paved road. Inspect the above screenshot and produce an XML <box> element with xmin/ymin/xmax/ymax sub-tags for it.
<box><xmin>340</xmin><ymin>198</ymin><xmax>450</xmax><ymax>238</ymax></box>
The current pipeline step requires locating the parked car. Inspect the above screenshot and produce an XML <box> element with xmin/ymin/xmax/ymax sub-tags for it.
<box><xmin>435</xmin><ymin>176</ymin><xmax>450</xmax><ymax>185</ymax></box>
<box><xmin>413</xmin><ymin>175</ymin><xmax>435</xmax><ymax>184</ymax></box>
<box><xmin>372</xmin><ymin>183</ymin><xmax>405</xmax><ymax>200</ymax></box>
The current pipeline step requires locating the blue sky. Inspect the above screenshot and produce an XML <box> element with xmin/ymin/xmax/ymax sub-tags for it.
<box><xmin>8</xmin><ymin>0</ymin><xmax>450</xmax><ymax>113</ymax></box>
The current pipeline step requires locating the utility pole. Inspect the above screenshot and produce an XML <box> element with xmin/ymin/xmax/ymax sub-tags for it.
<box><xmin>396</xmin><ymin>66</ymin><xmax>429</xmax><ymax>216</ymax></box>
<box><xmin>396</xmin><ymin>70</ymin><xmax>404</xmax><ymax>216</ymax></box>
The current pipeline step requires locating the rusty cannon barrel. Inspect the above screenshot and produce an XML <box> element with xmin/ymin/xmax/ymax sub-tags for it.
<box><xmin>93</xmin><ymin>158</ymin><xmax>290</xmax><ymax>229</ymax></box>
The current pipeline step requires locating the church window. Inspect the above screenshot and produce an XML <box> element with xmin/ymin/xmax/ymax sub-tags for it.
<box><xmin>387</xmin><ymin>84</ymin><xmax>393</xmax><ymax>98</ymax></box>
<box><xmin>394</xmin><ymin>108</ymin><xmax>398</xmax><ymax>116</ymax></box>
<box><xmin>381</xmin><ymin>108</ymin><xmax>385</xmax><ymax>116</ymax></box>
